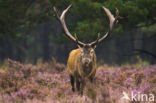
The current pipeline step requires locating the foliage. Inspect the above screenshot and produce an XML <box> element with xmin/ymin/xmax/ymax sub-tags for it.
<box><xmin>0</xmin><ymin>0</ymin><xmax>155</xmax><ymax>40</ymax></box>
<box><xmin>0</xmin><ymin>59</ymin><xmax>155</xmax><ymax>103</ymax></box>
<box><xmin>51</xmin><ymin>0</ymin><xmax>156</xmax><ymax>41</ymax></box>
<box><xmin>0</xmin><ymin>0</ymin><xmax>155</xmax><ymax>63</ymax></box>
<box><xmin>0</xmin><ymin>0</ymin><xmax>51</xmax><ymax>40</ymax></box>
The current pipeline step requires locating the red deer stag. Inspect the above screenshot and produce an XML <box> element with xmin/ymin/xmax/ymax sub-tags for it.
<box><xmin>53</xmin><ymin>5</ymin><xmax>120</xmax><ymax>94</ymax></box>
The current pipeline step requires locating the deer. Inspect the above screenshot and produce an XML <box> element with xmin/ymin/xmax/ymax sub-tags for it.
<box><xmin>53</xmin><ymin>5</ymin><xmax>120</xmax><ymax>94</ymax></box>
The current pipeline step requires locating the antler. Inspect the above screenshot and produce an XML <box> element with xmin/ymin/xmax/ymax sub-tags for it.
<box><xmin>89</xmin><ymin>6</ymin><xmax>120</xmax><ymax>47</ymax></box>
<box><xmin>53</xmin><ymin>5</ymin><xmax>120</xmax><ymax>48</ymax></box>
<box><xmin>53</xmin><ymin>5</ymin><xmax>85</xmax><ymax>47</ymax></box>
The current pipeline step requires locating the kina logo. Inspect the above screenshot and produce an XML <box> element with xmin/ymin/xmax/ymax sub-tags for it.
<box><xmin>121</xmin><ymin>91</ymin><xmax>154</xmax><ymax>102</ymax></box>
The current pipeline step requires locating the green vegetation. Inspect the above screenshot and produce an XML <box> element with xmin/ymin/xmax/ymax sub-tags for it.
<box><xmin>0</xmin><ymin>0</ymin><xmax>155</xmax><ymax>64</ymax></box>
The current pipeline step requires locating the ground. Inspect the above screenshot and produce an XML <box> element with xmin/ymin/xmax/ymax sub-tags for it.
<box><xmin>0</xmin><ymin>59</ymin><xmax>156</xmax><ymax>103</ymax></box>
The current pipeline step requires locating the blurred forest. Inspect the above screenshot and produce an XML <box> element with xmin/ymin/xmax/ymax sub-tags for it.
<box><xmin>0</xmin><ymin>0</ymin><xmax>156</xmax><ymax>65</ymax></box>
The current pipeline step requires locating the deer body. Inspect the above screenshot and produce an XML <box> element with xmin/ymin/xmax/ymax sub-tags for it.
<box><xmin>67</xmin><ymin>48</ymin><xmax>97</xmax><ymax>77</ymax></box>
<box><xmin>53</xmin><ymin>5</ymin><xmax>120</xmax><ymax>94</ymax></box>
<box><xmin>67</xmin><ymin>48</ymin><xmax>97</xmax><ymax>93</ymax></box>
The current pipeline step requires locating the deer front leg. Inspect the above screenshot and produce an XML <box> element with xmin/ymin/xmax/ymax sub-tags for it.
<box><xmin>70</xmin><ymin>75</ymin><xmax>75</xmax><ymax>92</ymax></box>
<box><xmin>76</xmin><ymin>77</ymin><xmax>80</xmax><ymax>92</ymax></box>
<box><xmin>80</xmin><ymin>79</ymin><xmax>85</xmax><ymax>95</ymax></box>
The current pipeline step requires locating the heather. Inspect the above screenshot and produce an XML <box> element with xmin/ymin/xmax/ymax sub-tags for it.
<box><xmin>0</xmin><ymin>59</ymin><xmax>155</xmax><ymax>103</ymax></box>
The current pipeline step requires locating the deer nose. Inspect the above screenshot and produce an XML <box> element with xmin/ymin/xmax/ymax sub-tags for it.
<box><xmin>84</xmin><ymin>59</ymin><xmax>89</xmax><ymax>64</ymax></box>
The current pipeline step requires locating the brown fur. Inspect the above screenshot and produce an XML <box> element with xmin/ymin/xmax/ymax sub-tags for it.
<box><xmin>67</xmin><ymin>47</ymin><xmax>97</xmax><ymax>94</ymax></box>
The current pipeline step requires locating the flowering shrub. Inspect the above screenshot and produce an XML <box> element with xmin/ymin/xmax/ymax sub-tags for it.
<box><xmin>0</xmin><ymin>59</ymin><xmax>155</xmax><ymax>103</ymax></box>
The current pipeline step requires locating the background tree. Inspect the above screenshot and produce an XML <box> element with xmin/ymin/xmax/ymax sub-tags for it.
<box><xmin>0</xmin><ymin>0</ymin><xmax>155</xmax><ymax>64</ymax></box>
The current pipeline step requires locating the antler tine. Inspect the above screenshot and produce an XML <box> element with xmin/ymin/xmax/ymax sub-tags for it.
<box><xmin>74</xmin><ymin>33</ymin><xmax>79</xmax><ymax>43</ymax></box>
<box><xmin>60</xmin><ymin>5</ymin><xmax>72</xmax><ymax>20</ymax></box>
<box><xmin>53</xmin><ymin>7</ymin><xmax>60</xmax><ymax>20</ymax></box>
<box><xmin>53</xmin><ymin>5</ymin><xmax>85</xmax><ymax>47</ymax></box>
<box><xmin>90</xmin><ymin>6</ymin><xmax>119</xmax><ymax>47</ymax></box>
<box><xmin>89</xmin><ymin>33</ymin><xmax>100</xmax><ymax>47</ymax></box>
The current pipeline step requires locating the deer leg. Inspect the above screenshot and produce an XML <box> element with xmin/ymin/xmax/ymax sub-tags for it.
<box><xmin>80</xmin><ymin>80</ymin><xmax>85</xmax><ymax>95</ymax></box>
<box><xmin>70</xmin><ymin>75</ymin><xmax>75</xmax><ymax>92</ymax></box>
<box><xmin>76</xmin><ymin>78</ymin><xmax>84</xmax><ymax>95</ymax></box>
<box><xmin>76</xmin><ymin>78</ymin><xmax>80</xmax><ymax>92</ymax></box>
